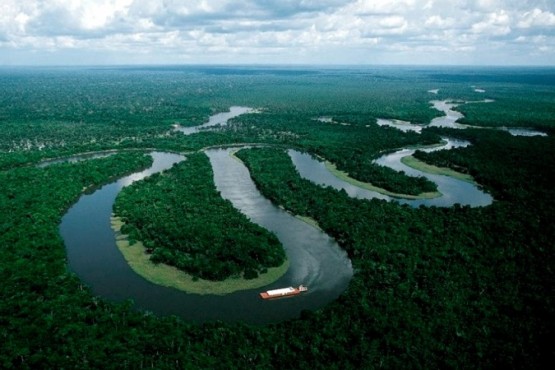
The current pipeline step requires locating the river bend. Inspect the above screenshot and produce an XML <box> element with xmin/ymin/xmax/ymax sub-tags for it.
<box><xmin>59</xmin><ymin>99</ymin><xmax>517</xmax><ymax>323</ymax></box>
<box><xmin>60</xmin><ymin>149</ymin><xmax>353</xmax><ymax>324</ymax></box>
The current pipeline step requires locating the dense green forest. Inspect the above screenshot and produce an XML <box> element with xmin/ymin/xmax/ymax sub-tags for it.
<box><xmin>114</xmin><ymin>152</ymin><xmax>285</xmax><ymax>281</ymax></box>
<box><xmin>0</xmin><ymin>66</ymin><xmax>553</xmax><ymax>368</ymax></box>
<box><xmin>218</xmin><ymin>112</ymin><xmax>441</xmax><ymax>195</ymax></box>
<box><xmin>236</xmin><ymin>145</ymin><xmax>553</xmax><ymax>369</ymax></box>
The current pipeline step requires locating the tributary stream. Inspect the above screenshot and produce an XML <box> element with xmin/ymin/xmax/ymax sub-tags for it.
<box><xmin>59</xmin><ymin>99</ymin><xmax>508</xmax><ymax>323</ymax></box>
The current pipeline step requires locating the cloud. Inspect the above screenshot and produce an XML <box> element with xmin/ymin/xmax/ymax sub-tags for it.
<box><xmin>0</xmin><ymin>1</ymin><xmax>37</xmax><ymax>37</ymax></box>
<box><xmin>424</xmin><ymin>15</ymin><xmax>455</xmax><ymax>29</ymax></box>
<box><xmin>250</xmin><ymin>0</ymin><xmax>349</xmax><ymax>18</ymax></box>
<box><xmin>379</xmin><ymin>16</ymin><xmax>407</xmax><ymax>29</ymax></box>
<box><xmin>518</xmin><ymin>8</ymin><xmax>555</xmax><ymax>28</ymax></box>
<box><xmin>349</xmin><ymin>0</ymin><xmax>417</xmax><ymax>16</ymax></box>
<box><xmin>0</xmin><ymin>0</ymin><xmax>554</xmax><ymax>65</ymax></box>
<box><xmin>471</xmin><ymin>10</ymin><xmax>512</xmax><ymax>36</ymax></box>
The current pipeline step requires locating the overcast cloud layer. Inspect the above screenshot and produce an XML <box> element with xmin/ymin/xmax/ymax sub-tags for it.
<box><xmin>1</xmin><ymin>0</ymin><xmax>554</xmax><ymax>65</ymax></box>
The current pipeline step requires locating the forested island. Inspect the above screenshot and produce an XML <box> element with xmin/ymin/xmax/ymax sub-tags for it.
<box><xmin>0</xmin><ymin>66</ymin><xmax>553</xmax><ymax>368</ymax></box>
<box><xmin>113</xmin><ymin>152</ymin><xmax>286</xmax><ymax>285</ymax></box>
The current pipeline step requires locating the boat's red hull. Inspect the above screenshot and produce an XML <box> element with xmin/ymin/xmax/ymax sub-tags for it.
<box><xmin>259</xmin><ymin>285</ymin><xmax>307</xmax><ymax>299</ymax></box>
<box><xmin>259</xmin><ymin>289</ymin><xmax>301</xmax><ymax>299</ymax></box>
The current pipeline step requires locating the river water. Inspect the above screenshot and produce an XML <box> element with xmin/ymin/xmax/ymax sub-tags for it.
<box><xmin>60</xmin><ymin>105</ymin><xmax>353</xmax><ymax>324</ymax></box>
<box><xmin>59</xmin><ymin>100</ymin><xmax>510</xmax><ymax>323</ymax></box>
<box><xmin>289</xmin><ymin>138</ymin><xmax>493</xmax><ymax>208</ymax></box>
<box><xmin>175</xmin><ymin>106</ymin><xmax>254</xmax><ymax>135</ymax></box>
<box><xmin>38</xmin><ymin>152</ymin><xmax>116</xmax><ymax>168</ymax></box>
<box><xmin>372</xmin><ymin>139</ymin><xmax>493</xmax><ymax>207</ymax></box>
<box><xmin>376</xmin><ymin>99</ymin><xmax>546</xmax><ymax>137</ymax></box>
<box><xmin>60</xmin><ymin>149</ymin><xmax>352</xmax><ymax>324</ymax></box>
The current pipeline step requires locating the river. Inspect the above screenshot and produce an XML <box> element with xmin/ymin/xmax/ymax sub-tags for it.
<box><xmin>175</xmin><ymin>106</ymin><xmax>255</xmax><ymax>135</ymax></box>
<box><xmin>376</xmin><ymin>98</ymin><xmax>546</xmax><ymax>136</ymax></box>
<box><xmin>289</xmin><ymin>138</ymin><xmax>493</xmax><ymax>208</ymax></box>
<box><xmin>59</xmin><ymin>99</ymin><xmax>516</xmax><ymax>323</ymax></box>
<box><xmin>60</xmin><ymin>149</ymin><xmax>353</xmax><ymax>324</ymax></box>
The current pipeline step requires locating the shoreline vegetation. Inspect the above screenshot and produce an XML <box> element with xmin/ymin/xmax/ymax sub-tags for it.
<box><xmin>294</xmin><ymin>215</ymin><xmax>322</xmax><ymax>230</ymax></box>
<box><xmin>2</xmin><ymin>66</ymin><xmax>552</xmax><ymax>368</ymax></box>
<box><xmin>323</xmin><ymin>160</ymin><xmax>442</xmax><ymax>200</ymax></box>
<box><xmin>111</xmin><ymin>216</ymin><xmax>289</xmax><ymax>295</ymax></box>
<box><xmin>112</xmin><ymin>152</ymin><xmax>287</xmax><ymax>282</ymax></box>
<box><xmin>400</xmin><ymin>155</ymin><xmax>476</xmax><ymax>183</ymax></box>
<box><xmin>232</xmin><ymin>149</ymin><xmax>323</xmax><ymax>231</ymax></box>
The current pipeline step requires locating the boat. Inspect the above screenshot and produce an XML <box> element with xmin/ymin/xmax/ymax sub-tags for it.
<box><xmin>259</xmin><ymin>285</ymin><xmax>308</xmax><ymax>299</ymax></box>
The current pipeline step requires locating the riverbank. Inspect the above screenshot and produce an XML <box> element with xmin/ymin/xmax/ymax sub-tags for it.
<box><xmin>232</xmin><ymin>149</ymin><xmax>324</xmax><ymax>231</ymax></box>
<box><xmin>400</xmin><ymin>156</ymin><xmax>476</xmax><ymax>184</ymax></box>
<box><xmin>294</xmin><ymin>215</ymin><xmax>322</xmax><ymax>230</ymax></box>
<box><xmin>323</xmin><ymin>160</ymin><xmax>441</xmax><ymax>200</ymax></box>
<box><xmin>111</xmin><ymin>216</ymin><xmax>289</xmax><ymax>295</ymax></box>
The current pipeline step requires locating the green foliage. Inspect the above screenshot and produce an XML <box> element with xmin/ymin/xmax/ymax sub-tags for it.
<box><xmin>222</xmin><ymin>112</ymin><xmax>441</xmax><ymax>195</ymax></box>
<box><xmin>114</xmin><ymin>153</ymin><xmax>285</xmax><ymax>281</ymax></box>
<box><xmin>410</xmin><ymin>68</ymin><xmax>555</xmax><ymax>129</ymax></box>
<box><xmin>237</xmin><ymin>145</ymin><xmax>554</xmax><ymax>369</ymax></box>
<box><xmin>0</xmin><ymin>66</ymin><xmax>456</xmax><ymax>195</ymax></box>
<box><xmin>0</xmin><ymin>66</ymin><xmax>553</xmax><ymax>369</ymax></box>
<box><xmin>415</xmin><ymin>127</ymin><xmax>555</xmax><ymax>201</ymax></box>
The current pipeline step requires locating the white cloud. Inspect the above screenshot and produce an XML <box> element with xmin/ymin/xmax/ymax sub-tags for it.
<box><xmin>471</xmin><ymin>10</ymin><xmax>511</xmax><ymax>36</ymax></box>
<box><xmin>0</xmin><ymin>1</ymin><xmax>38</xmax><ymax>38</ymax></box>
<box><xmin>424</xmin><ymin>15</ymin><xmax>455</xmax><ymax>29</ymax></box>
<box><xmin>379</xmin><ymin>16</ymin><xmax>407</xmax><ymax>29</ymax></box>
<box><xmin>517</xmin><ymin>8</ymin><xmax>555</xmax><ymax>28</ymax></box>
<box><xmin>349</xmin><ymin>0</ymin><xmax>416</xmax><ymax>15</ymax></box>
<box><xmin>473</xmin><ymin>0</ymin><xmax>502</xmax><ymax>12</ymax></box>
<box><xmin>79</xmin><ymin>0</ymin><xmax>133</xmax><ymax>30</ymax></box>
<box><xmin>0</xmin><ymin>0</ymin><xmax>554</xmax><ymax>65</ymax></box>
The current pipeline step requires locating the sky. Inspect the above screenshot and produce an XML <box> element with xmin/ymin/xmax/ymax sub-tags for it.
<box><xmin>1</xmin><ymin>0</ymin><xmax>554</xmax><ymax>66</ymax></box>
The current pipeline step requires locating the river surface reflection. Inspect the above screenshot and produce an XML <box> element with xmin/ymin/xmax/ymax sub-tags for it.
<box><xmin>61</xmin><ymin>97</ymin><xmax>529</xmax><ymax>323</ymax></box>
<box><xmin>60</xmin><ymin>150</ymin><xmax>353</xmax><ymax>324</ymax></box>
<box><xmin>175</xmin><ymin>106</ymin><xmax>254</xmax><ymax>135</ymax></box>
<box><xmin>289</xmin><ymin>139</ymin><xmax>493</xmax><ymax>208</ymax></box>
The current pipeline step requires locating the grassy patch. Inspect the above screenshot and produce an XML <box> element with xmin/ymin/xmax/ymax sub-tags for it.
<box><xmin>401</xmin><ymin>155</ymin><xmax>476</xmax><ymax>184</ymax></box>
<box><xmin>324</xmin><ymin>161</ymin><xmax>441</xmax><ymax>200</ymax></box>
<box><xmin>294</xmin><ymin>215</ymin><xmax>322</xmax><ymax>230</ymax></box>
<box><xmin>111</xmin><ymin>216</ymin><xmax>289</xmax><ymax>295</ymax></box>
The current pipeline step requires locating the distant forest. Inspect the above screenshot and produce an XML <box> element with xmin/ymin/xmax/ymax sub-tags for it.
<box><xmin>0</xmin><ymin>66</ymin><xmax>553</xmax><ymax>368</ymax></box>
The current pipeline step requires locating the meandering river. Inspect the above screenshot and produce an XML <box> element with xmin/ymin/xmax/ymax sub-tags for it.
<box><xmin>289</xmin><ymin>137</ymin><xmax>493</xmax><ymax>208</ymax></box>
<box><xmin>175</xmin><ymin>106</ymin><xmax>255</xmax><ymax>135</ymax></box>
<box><xmin>60</xmin><ymin>105</ymin><xmax>354</xmax><ymax>324</ymax></box>
<box><xmin>60</xmin><ymin>149</ymin><xmax>352</xmax><ymax>324</ymax></box>
<box><xmin>377</xmin><ymin>98</ymin><xmax>546</xmax><ymax>136</ymax></box>
<box><xmin>59</xmin><ymin>98</ymin><xmax>525</xmax><ymax>323</ymax></box>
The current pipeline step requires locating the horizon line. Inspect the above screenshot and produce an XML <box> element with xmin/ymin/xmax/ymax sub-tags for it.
<box><xmin>1</xmin><ymin>63</ymin><xmax>555</xmax><ymax>69</ymax></box>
